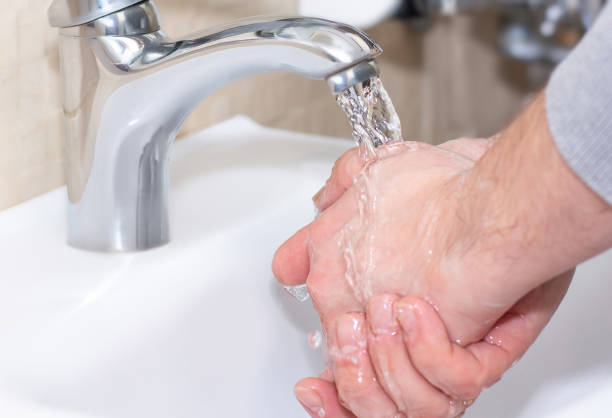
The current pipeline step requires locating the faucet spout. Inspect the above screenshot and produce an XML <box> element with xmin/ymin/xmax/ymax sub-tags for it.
<box><xmin>52</xmin><ymin>0</ymin><xmax>382</xmax><ymax>252</ymax></box>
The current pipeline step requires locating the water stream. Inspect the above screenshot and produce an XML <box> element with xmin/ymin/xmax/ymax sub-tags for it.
<box><xmin>284</xmin><ymin>75</ymin><xmax>403</xmax><ymax>327</ymax></box>
<box><xmin>336</xmin><ymin>76</ymin><xmax>403</xmax><ymax>158</ymax></box>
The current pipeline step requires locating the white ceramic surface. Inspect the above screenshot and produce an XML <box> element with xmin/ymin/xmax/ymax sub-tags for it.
<box><xmin>0</xmin><ymin>117</ymin><xmax>610</xmax><ymax>417</ymax></box>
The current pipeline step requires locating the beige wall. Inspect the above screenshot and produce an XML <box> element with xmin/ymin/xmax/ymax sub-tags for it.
<box><xmin>0</xmin><ymin>2</ymin><xmax>534</xmax><ymax>211</ymax></box>
<box><xmin>0</xmin><ymin>0</ymin><xmax>299</xmax><ymax>210</ymax></box>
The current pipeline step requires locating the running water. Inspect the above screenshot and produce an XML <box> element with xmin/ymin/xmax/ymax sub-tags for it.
<box><xmin>283</xmin><ymin>76</ymin><xmax>404</xmax><ymax>356</ymax></box>
<box><xmin>336</xmin><ymin>76</ymin><xmax>403</xmax><ymax>159</ymax></box>
<box><xmin>284</xmin><ymin>76</ymin><xmax>403</xmax><ymax>307</ymax></box>
<box><xmin>335</xmin><ymin>77</ymin><xmax>407</xmax><ymax>305</ymax></box>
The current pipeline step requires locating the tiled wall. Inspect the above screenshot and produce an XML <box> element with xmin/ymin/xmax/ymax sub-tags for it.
<box><xmin>0</xmin><ymin>2</ymin><xmax>533</xmax><ymax>211</ymax></box>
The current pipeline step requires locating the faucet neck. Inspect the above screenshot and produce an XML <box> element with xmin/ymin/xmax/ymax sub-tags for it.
<box><xmin>53</xmin><ymin>8</ymin><xmax>381</xmax><ymax>251</ymax></box>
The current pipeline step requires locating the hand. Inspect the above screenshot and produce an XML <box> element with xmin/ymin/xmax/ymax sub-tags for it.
<box><xmin>274</xmin><ymin>136</ymin><xmax>530</xmax><ymax>351</ymax></box>
<box><xmin>278</xmin><ymin>136</ymin><xmax>573</xmax><ymax>417</ymax></box>
<box><xmin>274</xmin><ymin>92</ymin><xmax>610</xmax><ymax>349</ymax></box>
<box><xmin>294</xmin><ymin>270</ymin><xmax>572</xmax><ymax>418</ymax></box>
<box><xmin>274</xmin><ymin>93</ymin><xmax>611</xmax><ymax>417</ymax></box>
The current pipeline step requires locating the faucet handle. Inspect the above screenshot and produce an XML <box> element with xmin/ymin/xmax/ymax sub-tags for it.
<box><xmin>48</xmin><ymin>0</ymin><xmax>145</xmax><ymax>27</ymax></box>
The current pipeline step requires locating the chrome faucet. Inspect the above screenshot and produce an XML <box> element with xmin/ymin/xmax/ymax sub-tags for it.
<box><xmin>48</xmin><ymin>0</ymin><xmax>382</xmax><ymax>252</ymax></box>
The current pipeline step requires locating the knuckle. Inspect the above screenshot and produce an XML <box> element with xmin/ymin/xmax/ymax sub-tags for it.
<box><xmin>336</xmin><ymin>390</ymin><xmax>354</xmax><ymax>412</ymax></box>
<box><xmin>448</xmin><ymin>374</ymin><xmax>483</xmax><ymax>400</ymax></box>
<box><xmin>436</xmin><ymin>362</ymin><xmax>486</xmax><ymax>401</ymax></box>
<box><xmin>336</xmin><ymin>380</ymin><xmax>372</xmax><ymax>410</ymax></box>
<box><xmin>336</xmin><ymin>386</ymin><xmax>356</xmax><ymax>410</ymax></box>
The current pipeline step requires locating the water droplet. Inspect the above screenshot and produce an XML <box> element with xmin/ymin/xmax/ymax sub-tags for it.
<box><xmin>308</xmin><ymin>330</ymin><xmax>322</xmax><ymax>349</ymax></box>
<box><xmin>283</xmin><ymin>284</ymin><xmax>309</xmax><ymax>302</ymax></box>
<box><xmin>486</xmin><ymin>335</ymin><xmax>503</xmax><ymax>347</ymax></box>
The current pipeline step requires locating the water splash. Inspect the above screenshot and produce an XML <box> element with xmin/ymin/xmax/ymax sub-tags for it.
<box><xmin>283</xmin><ymin>284</ymin><xmax>310</xmax><ymax>302</ymax></box>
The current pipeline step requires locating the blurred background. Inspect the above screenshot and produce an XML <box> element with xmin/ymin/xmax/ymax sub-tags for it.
<box><xmin>0</xmin><ymin>0</ymin><xmax>604</xmax><ymax>210</ymax></box>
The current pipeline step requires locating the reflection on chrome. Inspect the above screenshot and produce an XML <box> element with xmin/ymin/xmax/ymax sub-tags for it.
<box><xmin>48</xmin><ymin>0</ymin><xmax>382</xmax><ymax>252</ymax></box>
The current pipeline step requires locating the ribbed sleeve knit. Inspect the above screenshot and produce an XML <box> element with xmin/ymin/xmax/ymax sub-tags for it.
<box><xmin>546</xmin><ymin>3</ymin><xmax>612</xmax><ymax>204</ymax></box>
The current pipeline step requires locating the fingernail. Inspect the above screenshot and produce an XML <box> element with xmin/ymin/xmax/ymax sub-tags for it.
<box><xmin>336</xmin><ymin>314</ymin><xmax>366</xmax><ymax>356</ymax></box>
<box><xmin>312</xmin><ymin>186</ymin><xmax>326</xmax><ymax>209</ymax></box>
<box><xmin>294</xmin><ymin>386</ymin><xmax>326</xmax><ymax>417</ymax></box>
<box><xmin>369</xmin><ymin>295</ymin><xmax>398</xmax><ymax>335</ymax></box>
<box><xmin>312</xmin><ymin>186</ymin><xmax>324</xmax><ymax>202</ymax></box>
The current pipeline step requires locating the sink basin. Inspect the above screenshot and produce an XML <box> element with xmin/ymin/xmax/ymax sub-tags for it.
<box><xmin>0</xmin><ymin>117</ymin><xmax>348</xmax><ymax>417</ymax></box>
<box><xmin>0</xmin><ymin>116</ymin><xmax>610</xmax><ymax>417</ymax></box>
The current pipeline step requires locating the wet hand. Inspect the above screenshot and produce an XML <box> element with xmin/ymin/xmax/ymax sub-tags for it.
<box><xmin>273</xmin><ymin>138</ymin><xmax>505</xmax><ymax>348</ymax></box>
<box><xmin>273</xmin><ymin>137</ymin><xmax>572</xmax><ymax>416</ymax></box>
<box><xmin>294</xmin><ymin>271</ymin><xmax>572</xmax><ymax>418</ymax></box>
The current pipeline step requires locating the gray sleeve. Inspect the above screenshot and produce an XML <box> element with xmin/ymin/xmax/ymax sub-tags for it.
<box><xmin>546</xmin><ymin>3</ymin><xmax>612</xmax><ymax>205</ymax></box>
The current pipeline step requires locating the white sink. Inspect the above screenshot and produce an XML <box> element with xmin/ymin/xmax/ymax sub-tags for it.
<box><xmin>0</xmin><ymin>117</ymin><xmax>610</xmax><ymax>417</ymax></box>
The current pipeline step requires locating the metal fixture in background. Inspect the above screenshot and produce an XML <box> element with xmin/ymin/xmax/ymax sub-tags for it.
<box><xmin>48</xmin><ymin>0</ymin><xmax>382</xmax><ymax>252</ymax></box>
<box><xmin>398</xmin><ymin>0</ymin><xmax>607</xmax><ymax>63</ymax></box>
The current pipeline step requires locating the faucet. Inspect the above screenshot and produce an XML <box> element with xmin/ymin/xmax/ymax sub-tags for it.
<box><xmin>48</xmin><ymin>0</ymin><xmax>382</xmax><ymax>252</ymax></box>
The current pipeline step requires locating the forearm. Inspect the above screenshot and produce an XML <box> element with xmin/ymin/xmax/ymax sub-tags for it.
<box><xmin>447</xmin><ymin>92</ymin><xmax>612</xmax><ymax>302</ymax></box>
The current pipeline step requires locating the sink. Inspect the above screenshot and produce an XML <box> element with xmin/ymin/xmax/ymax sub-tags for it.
<box><xmin>470</xmin><ymin>249</ymin><xmax>612</xmax><ymax>418</ymax></box>
<box><xmin>0</xmin><ymin>117</ymin><xmax>348</xmax><ymax>417</ymax></box>
<box><xmin>0</xmin><ymin>116</ymin><xmax>610</xmax><ymax>417</ymax></box>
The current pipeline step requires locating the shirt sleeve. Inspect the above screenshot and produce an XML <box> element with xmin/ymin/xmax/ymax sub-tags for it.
<box><xmin>546</xmin><ymin>3</ymin><xmax>612</xmax><ymax>205</ymax></box>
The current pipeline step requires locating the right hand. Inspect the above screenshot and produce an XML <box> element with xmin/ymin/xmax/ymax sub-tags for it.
<box><xmin>276</xmin><ymin>93</ymin><xmax>611</xmax><ymax>417</ymax></box>
<box><xmin>285</xmin><ymin>136</ymin><xmax>574</xmax><ymax>417</ymax></box>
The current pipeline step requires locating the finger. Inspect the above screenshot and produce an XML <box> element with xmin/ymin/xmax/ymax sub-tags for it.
<box><xmin>304</xmin><ymin>189</ymin><xmax>362</xmax><ymax>317</ymax></box>
<box><xmin>397</xmin><ymin>271</ymin><xmax>572</xmax><ymax>401</ymax></box>
<box><xmin>395</xmin><ymin>296</ymin><xmax>483</xmax><ymax>401</ymax></box>
<box><xmin>366</xmin><ymin>294</ymin><xmax>454</xmax><ymax>417</ymax></box>
<box><xmin>438</xmin><ymin>138</ymin><xmax>492</xmax><ymax>161</ymax></box>
<box><xmin>294</xmin><ymin>378</ymin><xmax>356</xmax><ymax>418</ymax></box>
<box><xmin>272</xmin><ymin>224</ymin><xmax>311</xmax><ymax>286</ymax></box>
<box><xmin>468</xmin><ymin>270</ymin><xmax>573</xmax><ymax>384</ymax></box>
<box><xmin>273</xmin><ymin>182</ymin><xmax>360</xmax><ymax>288</ymax></box>
<box><xmin>313</xmin><ymin>148</ymin><xmax>363</xmax><ymax>212</ymax></box>
<box><xmin>332</xmin><ymin>313</ymin><xmax>400</xmax><ymax>417</ymax></box>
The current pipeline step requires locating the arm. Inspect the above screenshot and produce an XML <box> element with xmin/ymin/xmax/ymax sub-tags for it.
<box><xmin>442</xmin><ymin>92</ymin><xmax>612</xmax><ymax>315</ymax></box>
<box><xmin>287</xmin><ymin>92</ymin><xmax>611</xmax><ymax>417</ymax></box>
<box><xmin>275</xmin><ymin>6</ymin><xmax>612</xmax><ymax>417</ymax></box>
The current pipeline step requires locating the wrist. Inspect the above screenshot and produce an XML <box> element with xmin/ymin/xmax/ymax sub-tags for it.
<box><xmin>444</xmin><ymin>92</ymin><xmax>612</xmax><ymax>301</ymax></box>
